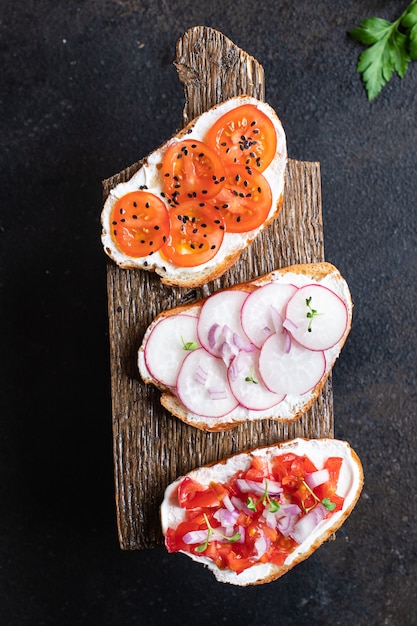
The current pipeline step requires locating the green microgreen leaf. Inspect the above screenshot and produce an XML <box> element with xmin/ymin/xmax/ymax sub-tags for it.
<box><xmin>305</xmin><ymin>296</ymin><xmax>320</xmax><ymax>332</ymax></box>
<box><xmin>195</xmin><ymin>513</ymin><xmax>241</xmax><ymax>553</ymax></box>
<box><xmin>349</xmin><ymin>1</ymin><xmax>417</xmax><ymax>100</ymax></box>
<box><xmin>247</xmin><ymin>480</ymin><xmax>280</xmax><ymax>513</ymax></box>
<box><xmin>322</xmin><ymin>497</ymin><xmax>337</xmax><ymax>512</ymax></box>
<box><xmin>246</xmin><ymin>496</ymin><xmax>257</xmax><ymax>511</ymax></box>
<box><xmin>181</xmin><ymin>336</ymin><xmax>198</xmax><ymax>351</ymax></box>
<box><xmin>245</xmin><ymin>367</ymin><xmax>259</xmax><ymax>384</ymax></box>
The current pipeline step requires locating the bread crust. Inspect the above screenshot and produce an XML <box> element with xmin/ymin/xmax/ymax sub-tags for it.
<box><xmin>138</xmin><ymin>262</ymin><xmax>353</xmax><ymax>431</ymax></box>
<box><xmin>160</xmin><ymin>437</ymin><xmax>364</xmax><ymax>586</ymax></box>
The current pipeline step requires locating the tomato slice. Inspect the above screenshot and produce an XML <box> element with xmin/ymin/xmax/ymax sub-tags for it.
<box><xmin>209</xmin><ymin>165</ymin><xmax>272</xmax><ymax>233</ymax></box>
<box><xmin>178</xmin><ymin>477</ymin><xmax>218</xmax><ymax>509</ymax></box>
<box><xmin>160</xmin><ymin>201</ymin><xmax>225</xmax><ymax>267</ymax></box>
<box><xmin>110</xmin><ymin>191</ymin><xmax>170</xmax><ymax>257</ymax></box>
<box><xmin>205</xmin><ymin>104</ymin><xmax>277</xmax><ymax>172</ymax></box>
<box><xmin>161</xmin><ymin>139</ymin><xmax>226</xmax><ymax>203</ymax></box>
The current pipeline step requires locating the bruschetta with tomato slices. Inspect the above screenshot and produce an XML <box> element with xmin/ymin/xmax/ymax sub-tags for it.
<box><xmin>101</xmin><ymin>95</ymin><xmax>287</xmax><ymax>287</ymax></box>
<box><xmin>161</xmin><ymin>438</ymin><xmax>364</xmax><ymax>585</ymax></box>
<box><xmin>138</xmin><ymin>262</ymin><xmax>352</xmax><ymax>431</ymax></box>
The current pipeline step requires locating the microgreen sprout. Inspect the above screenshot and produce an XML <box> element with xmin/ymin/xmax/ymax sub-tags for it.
<box><xmin>300</xmin><ymin>480</ymin><xmax>336</xmax><ymax>514</ymax></box>
<box><xmin>246</xmin><ymin>480</ymin><xmax>280</xmax><ymax>513</ymax></box>
<box><xmin>305</xmin><ymin>296</ymin><xmax>321</xmax><ymax>332</ymax></box>
<box><xmin>181</xmin><ymin>336</ymin><xmax>198</xmax><ymax>350</ymax></box>
<box><xmin>194</xmin><ymin>513</ymin><xmax>241</xmax><ymax>553</ymax></box>
<box><xmin>245</xmin><ymin>367</ymin><xmax>259</xmax><ymax>384</ymax></box>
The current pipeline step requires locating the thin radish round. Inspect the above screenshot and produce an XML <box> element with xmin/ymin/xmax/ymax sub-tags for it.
<box><xmin>197</xmin><ymin>290</ymin><xmax>251</xmax><ymax>360</ymax></box>
<box><xmin>259</xmin><ymin>331</ymin><xmax>326</xmax><ymax>396</ymax></box>
<box><xmin>144</xmin><ymin>314</ymin><xmax>198</xmax><ymax>387</ymax></box>
<box><xmin>227</xmin><ymin>348</ymin><xmax>285</xmax><ymax>411</ymax></box>
<box><xmin>240</xmin><ymin>283</ymin><xmax>298</xmax><ymax>348</ymax></box>
<box><xmin>176</xmin><ymin>348</ymin><xmax>239</xmax><ymax>417</ymax></box>
<box><xmin>284</xmin><ymin>284</ymin><xmax>348</xmax><ymax>351</ymax></box>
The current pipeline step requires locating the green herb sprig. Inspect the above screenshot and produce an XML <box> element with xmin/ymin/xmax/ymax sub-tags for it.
<box><xmin>246</xmin><ymin>480</ymin><xmax>280</xmax><ymax>513</ymax></box>
<box><xmin>349</xmin><ymin>0</ymin><xmax>417</xmax><ymax>100</ymax></box>
<box><xmin>194</xmin><ymin>513</ymin><xmax>241</xmax><ymax>553</ymax></box>
<box><xmin>306</xmin><ymin>296</ymin><xmax>320</xmax><ymax>333</ymax></box>
<box><xmin>181</xmin><ymin>336</ymin><xmax>198</xmax><ymax>351</ymax></box>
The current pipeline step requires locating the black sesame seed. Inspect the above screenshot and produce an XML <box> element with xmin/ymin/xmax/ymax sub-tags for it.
<box><xmin>112</xmin><ymin>220</ymin><xmax>117</xmax><ymax>225</ymax></box>
<box><xmin>113</xmin><ymin>230</ymin><xmax>117</xmax><ymax>236</ymax></box>
<box><xmin>133</xmin><ymin>201</ymin><xmax>137</xmax><ymax>207</ymax></box>
<box><xmin>164</xmin><ymin>172</ymin><xmax>170</xmax><ymax>177</ymax></box>
<box><xmin>192</xmin><ymin>228</ymin><xmax>198</xmax><ymax>234</ymax></box>
<box><xmin>251</xmin><ymin>120</ymin><xmax>256</xmax><ymax>126</ymax></box>
<box><xmin>253</xmin><ymin>129</ymin><xmax>260</xmax><ymax>134</ymax></box>
<box><xmin>154</xmin><ymin>225</ymin><xmax>160</xmax><ymax>230</ymax></box>
<box><xmin>145</xmin><ymin>202</ymin><xmax>150</xmax><ymax>208</ymax></box>
<box><xmin>211</xmin><ymin>245</ymin><xmax>216</xmax><ymax>249</ymax></box>
<box><xmin>144</xmin><ymin>261</ymin><xmax>148</xmax><ymax>266</ymax></box>
<box><xmin>121</xmin><ymin>218</ymin><xmax>126</xmax><ymax>222</ymax></box>
<box><xmin>201</xmin><ymin>223</ymin><xmax>207</xmax><ymax>228</ymax></box>
<box><xmin>132</xmin><ymin>214</ymin><xmax>138</xmax><ymax>219</ymax></box>
<box><xmin>237</xmin><ymin>216</ymin><xmax>241</xmax><ymax>222</ymax></box>
<box><xmin>199</xmin><ymin>243</ymin><xmax>204</xmax><ymax>248</ymax></box>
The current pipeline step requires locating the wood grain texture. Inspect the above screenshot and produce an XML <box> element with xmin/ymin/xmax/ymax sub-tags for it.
<box><xmin>103</xmin><ymin>26</ymin><xmax>333</xmax><ymax>549</ymax></box>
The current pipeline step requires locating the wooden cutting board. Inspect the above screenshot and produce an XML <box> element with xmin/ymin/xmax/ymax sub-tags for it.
<box><xmin>103</xmin><ymin>26</ymin><xmax>333</xmax><ymax>550</ymax></box>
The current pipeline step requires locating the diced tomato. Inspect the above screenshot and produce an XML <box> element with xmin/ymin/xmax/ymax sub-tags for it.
<box><xmin>314</xmin><ymin>457</ymin><xmax>344</xmax><ymax>509</ymax></box>
<box><xmin>205</xmin><ymin>103</ymin><xmax>277</xmax><ymax>173</ymax></box>
<box><xmin>245</xmin><ymin>456</ymin><xmax>271</xmax><ymax>481</ymax></box>
<box><xmin>177</xmin><ymin>477</ymin><xmax>221</xmax><ymax>509</ymax></box>
<box><xmin>165</xmin><ymin>520</ymin><xmax>202</xmax><ymax>552</ymax></box>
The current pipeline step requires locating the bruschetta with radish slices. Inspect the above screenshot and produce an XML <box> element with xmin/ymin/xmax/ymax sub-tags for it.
<box><xmin>101</xmin><ymin>95</ymin><xmax>287</xmax><ymax>287</ymax></box>
<box><xmin>138</xmin><ymin>262</ymin><xmax>353</xmax><ymax>431</ymax></box>
<box><xmin>161</xmin><ymin>437</ymin><xmax>364</xmax><ymax>585</ymax></box>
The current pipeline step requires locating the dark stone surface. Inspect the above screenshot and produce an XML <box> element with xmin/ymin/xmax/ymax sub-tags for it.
<box><xmin>1</xmin><ymin>1</ymin><xmax>416</xmax><ymax>624</ymax></box>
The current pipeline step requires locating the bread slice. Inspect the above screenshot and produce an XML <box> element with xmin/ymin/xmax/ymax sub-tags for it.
<box><xmin>160</xmin><ymin>437</ymin><xmax>364</xmax><ymax>585</ymax></box>
<box><xmin>101</xmin><ymin>95</ymin><xmax>287</xmax><ymax>287</ymax></box>
<box><xmin>138</xmin><ymin>261</ymin><xmax>353</xmax><ymax>431</ymax></box>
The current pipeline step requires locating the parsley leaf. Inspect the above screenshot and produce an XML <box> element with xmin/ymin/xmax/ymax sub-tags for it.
<box><xmin>349</xmin><ymin>1</ymin><xmax>417</xmax><ymax>100</ymax></box>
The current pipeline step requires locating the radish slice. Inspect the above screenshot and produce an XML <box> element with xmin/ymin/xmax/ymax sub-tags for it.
<box><xmin>259</xmin><ymin>332</ymin><xmax>326</xmax><ymax>395</ymax></box>
<box><xmin>176</xmin><ymin>348</ymin><xmax>239</xmax><ymax>417</ymax></box>
<box><xmin>227</xmin><ymin>349</ymin><xmax>285</xmax><ymax>411</ymax></box>
<box><xmin>240</xmin><ymin>283</ymin><xmax>298</xmax><ymax>348</ymax></box>
<box><xmin>284</xmin><ymin>284</ymin><xmax>348</xmax><ymax>351</ymax></box>
<box><xmin>197</xmin><ymin>290</ymin><xmax>251</xmax><ymax>358</ymax></box>
<box><xmin>144</xmin><ymin>314</ymin><xmax>198</xmax><ymax>387</ymax></box>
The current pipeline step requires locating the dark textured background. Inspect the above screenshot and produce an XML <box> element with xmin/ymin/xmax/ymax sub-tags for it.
<box><xmin>1</xmin><ymin>1</ymin><xmax>416</xmax><ymax>624</ymax></box>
